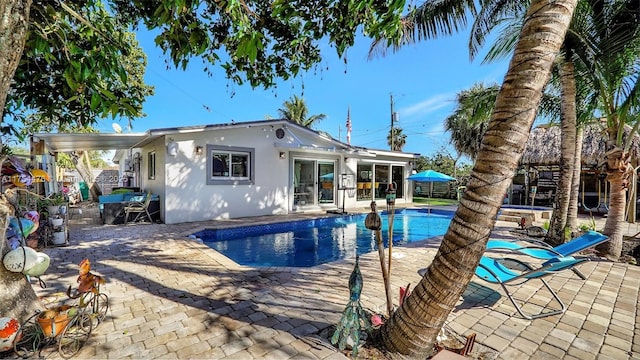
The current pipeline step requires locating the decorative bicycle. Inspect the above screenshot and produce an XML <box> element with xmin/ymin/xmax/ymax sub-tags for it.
<box><xmin>13</xmin><ymin>306</ymin><xmax>92</xmax><ymax>359</ymax></box>
<box><xmin>13</xmin><ymin>259</ymin><xmax>108</xmax><ymax>359</ymax></box>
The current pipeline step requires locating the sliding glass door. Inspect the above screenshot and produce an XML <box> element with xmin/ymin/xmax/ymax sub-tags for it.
<box><xmin>318</xmin><ymin>162</ymin><xmax>335</xmax><ymax>204</ymax></box>
<box><xmin>356</xmin><ymin>162</ymin><xmax>407</xmax><ymax>201</ymax></box>
<box><xmin>293</xmin><ymin>159</ymin><xmax>335</xmax><ymax>207</ymax></box>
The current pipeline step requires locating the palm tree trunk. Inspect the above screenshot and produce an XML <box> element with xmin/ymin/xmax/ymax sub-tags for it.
<box><xmin>379</xmin><ymin>0</ymin><xmax>577</xmax><ymax>357</ymax></box>
<box><xmin>548</xmin><ymin>60</ymin><xmax>577</xmax><ymax>245</ymax></box>
<box><xmin>600</xmin><ymin>146</ymin><xmax>629</xmax><ymax>260</ymax></box>
<box><xmin>566</xmin><ymin>126</ymin><xmax>584</xmax><ymax>233</ymax></box>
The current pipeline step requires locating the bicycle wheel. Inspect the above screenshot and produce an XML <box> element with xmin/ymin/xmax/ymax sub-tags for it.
<box><xmin>57</xmin><ymin>311</ymin><xmax>92</xmax><ymax>359</ymax></box>
<box><xmin>13</xmin><ymin>313</ymin><xmax>45</xmax><ymax>359</ymax></box>
<box><xmin>90</xmin><ymin>293</ymin><xmax>109</xmax><ymax>328</ymax></box>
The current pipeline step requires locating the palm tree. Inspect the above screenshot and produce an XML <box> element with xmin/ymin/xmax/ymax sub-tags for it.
<box><xmin>387</xmin><ymin>127</ymin><xmax>407</xmax><ymax>151</ymax></box>
<box><xmin>466</xmin><ymin>0</ymin><xmax>582</xmax><ymax>245</ymax></box>
<box><xmin>574</xmin><ymin>1</ymin><xmax>640</xmax><ymax>259</ymax></box>
<box><xmin>369</xmin><ymin>0</ymin><xmax>578</xmax><ymax>356</ymax></box>
<box><xmin>444</xmin><ymin>83</ymin><xmax>499</xmax><ymax>160</ymax></box>
<box><xmin>490</xmin><ymin>0</ymin><xmax>639</xmax><ymax>253</ymax></box>
<box><xmin>277</xmin><ymin>95</ymin><xmax>326</xmax><ymax>128</ymax></box>
<box><xmin>444</xmin><ymin>83</ymin><xmax>559</xmax><ymax>160</ymax></box>
<box><xmin>457</xmin><ymin>0</ymin><xmax>640</xmax><ymax>249</ymax></box>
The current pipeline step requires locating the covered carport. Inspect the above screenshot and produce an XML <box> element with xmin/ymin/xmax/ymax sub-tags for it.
<box><xmin>30</xmin><ymin>132</ymin><xmax>149</xmax><ymax>195</ymax></box>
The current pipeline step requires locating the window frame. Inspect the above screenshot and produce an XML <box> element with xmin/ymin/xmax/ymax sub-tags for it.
<box><xmin>147</xmin><ymin>151</ymin><xmax>156</xmax><ymax>180</ymax></box>
<box><xmin>206</xmin><ymin>145</ymin><xmax>255</xmax><ymax>185</ymax></box>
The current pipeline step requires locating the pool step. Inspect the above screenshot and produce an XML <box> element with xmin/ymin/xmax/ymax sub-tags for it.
<box><xmin>498</xmin><ymin>211</ymin><xmax>536</xmax><ymax>226</ymax></box>
<box><xmin>497</xmin><ymin>215</ymin><xmax>523</xmax><ymax>224</ymax></box>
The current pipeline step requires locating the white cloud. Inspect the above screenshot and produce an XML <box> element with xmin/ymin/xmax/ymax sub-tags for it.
<box><xmin>398</xmin><ymin>94</ymin><xmax>454</xmax><ymax>123</ymax></box>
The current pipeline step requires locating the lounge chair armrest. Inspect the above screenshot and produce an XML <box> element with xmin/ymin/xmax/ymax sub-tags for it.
<box><xmin>487</xmin><ymin>240</ymin><xmax>565</xmax><ymax>259</ymax></box>
<box><xmin>475</xmin><ymin>257</ymin><xmax>535</xmax><ymax>285</ymax></box>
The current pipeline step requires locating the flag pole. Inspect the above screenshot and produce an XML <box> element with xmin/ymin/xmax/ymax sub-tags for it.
<box><xmin>346</xmin><ymin>106</ymin><xmax>352</xmax><ymax>145</ymax></box>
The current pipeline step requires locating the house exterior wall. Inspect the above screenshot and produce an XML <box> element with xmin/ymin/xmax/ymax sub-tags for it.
<box><xmin>160</xmin><ymin>126</ymin><xmax>291</xmax><ymax>224</ymax></box>
<box><xmin>112</xmin><ymin>121</ymin><xmax>417</xmax><ymax>224</ymax></box>
<box><xmin>137</xmin><ymin>138</ymin><xmax>167</xmax><ymax>221</ymax></box>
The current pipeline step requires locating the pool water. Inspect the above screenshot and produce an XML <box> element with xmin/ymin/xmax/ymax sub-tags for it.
<box><xmin>193</xmin><ymin>208</ymin><xmax>453</xmax><ymax>267</ymax></box>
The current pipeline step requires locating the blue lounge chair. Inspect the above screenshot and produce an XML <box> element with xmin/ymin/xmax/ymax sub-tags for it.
<box><xmin>486</xmin><ymin>230</ymin><xmax>608</xmax><ymax>280</ymax></box>
<box><xmin>475</xmin><ymin>255</ymin><xmax>589</xmax><ymax>319</ymax></box>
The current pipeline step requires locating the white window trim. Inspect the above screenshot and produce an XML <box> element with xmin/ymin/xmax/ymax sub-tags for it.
<box><xmin>148</xmin><ymin>151</ymin><xmax>156</xmax><ymax>180</ymax></box>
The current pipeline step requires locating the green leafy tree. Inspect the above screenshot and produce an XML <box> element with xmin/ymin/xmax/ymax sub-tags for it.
<box><xmin>444</xmin><ymin>82</ymin><xmax>560</xmax><ymax>161</ymax></box>
<box><xmin>444</xmin><ymin>83</ymin><xmax>498</xmax><ymax>160</ymax></box>
<box><xmin>4</xmin><ymin>2</ymin><xmax>154</xmax><ymax>138</ymax></box>
<box><xmin>1</xmin><ymin>1</ymin><xmax>155</xmax><ymax>322</ymax></box>
<box><xmin>2</xmin><ymin>145</ymin><xmax>30</xmax><ymax>156</ymax></box>
<box><xmin>417</xmin><ymin>150</ymin><xmax>472</xmax><ymax>199</ymax></box>
<box><xmin>419</xmin><ymin>147</ymin><xmax>472</xmax><ymax>186</ymax></box>
<box><xmin>277</xmin><ymin>95</ymin><xmax>326</xmax><ymax>128</ymax></box>
<box><xmin>420</xmin><ymin>148</ymin><xmax>459</xmax><ymax>177</ymax></box>
<box><xmin>386</xmin><ymin>127</ymin><xmax>407</xmax><ymax>151</ymax></box>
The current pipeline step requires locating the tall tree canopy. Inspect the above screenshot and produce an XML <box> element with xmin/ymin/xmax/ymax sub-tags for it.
<box><xmin>112</xmin><ymin>0</ymin><xmax>406</xmax><ymax>88</ymax></box>
<box><xmin>387</xmin><ymin>126</ymin><xmax>406</xmax><ymax>151</ymax></box>
<box><xmin>277</xmin><ymin>95</ymin><xmax>326</xmax><ymax>128</ymax></box>
<box><xmin>3</xmin><ymin>0</ymin><xmax>154</xmax><ymax>139</ymax></box>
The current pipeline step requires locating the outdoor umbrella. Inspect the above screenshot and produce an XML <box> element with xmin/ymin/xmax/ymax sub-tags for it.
<box><xmin>319</xmin><ymin>173</ymin><xmax>334</xmax><ymax>180</ymax></box>
<box><xmin>407</xmin><ymin>170</ymin><xmax>456</xmax><ymax>206</ymax></box>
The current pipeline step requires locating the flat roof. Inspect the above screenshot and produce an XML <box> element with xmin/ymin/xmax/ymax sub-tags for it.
<box><xmin>32</xmin><ymin>133</ymin><xmax>148</xmax><ymax>152</ymax></box>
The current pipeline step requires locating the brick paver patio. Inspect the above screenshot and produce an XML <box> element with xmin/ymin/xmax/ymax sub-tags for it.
<box><xmin>23</xmin><ymin>204</ymin><xmax>640</xmax><ymax>359</ymax></box>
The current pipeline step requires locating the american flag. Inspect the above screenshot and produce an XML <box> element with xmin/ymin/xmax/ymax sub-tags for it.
<box><xmin>346</xmin><ymin>107</ymin><xmax>352</xmax><ymax>144</ymax></box>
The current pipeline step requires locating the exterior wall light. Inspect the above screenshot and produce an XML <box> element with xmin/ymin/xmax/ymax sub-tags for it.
<box><xmin>279</xmin><ymin>151</ymin><xmax>286</xmax><ymax>159</ymax></box>
<box><xmin>167</xmin><ymin>140</ymin><xmax>179</xmax><ymax>157</ymax></box>
<box><xmin>195</xmin><ymin>146</ymin><xmax>204</xmax><ymax>156</ymax></box>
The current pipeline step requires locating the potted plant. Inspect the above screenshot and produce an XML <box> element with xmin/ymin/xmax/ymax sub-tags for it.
<box><xmin>38</xmin><ymin>192</ymin><xmax>66</xmax><ymax>215</ymax></box>
<box><xmin>36</xmin><ymin>305</ymin><xmax>74</xmax><ymax>337</ymax></box>
<box><xmin>50</xmin><ymin>216</ymin><xmax>64</xmax><ymax>227</ymax></box>
<box><xmin>51</xmin><ymin>229</ymin><xmax>66</xmax><ymax>245</ymax></box>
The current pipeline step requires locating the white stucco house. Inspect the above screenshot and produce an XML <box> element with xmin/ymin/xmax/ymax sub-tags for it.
<box><xmin>34</xmin><ymin>119</ymin><xmax>419</xmax><ymax>224</ymax></box>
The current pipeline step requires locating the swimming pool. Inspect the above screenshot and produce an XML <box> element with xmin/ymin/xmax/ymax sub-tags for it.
<box><xmin>193</xmin><ymin>208</ymin><xmax>453</xmax><ymax>267</ymax></box>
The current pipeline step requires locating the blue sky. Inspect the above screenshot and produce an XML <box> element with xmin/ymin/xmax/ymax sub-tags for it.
<box><xmin>101</xmin><ymin>28</ymin><xmax>510</xmax><ymax>159</ymax></box>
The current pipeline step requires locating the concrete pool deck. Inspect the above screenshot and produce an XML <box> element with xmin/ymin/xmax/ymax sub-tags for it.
<box><xmin>29</xmin><ymin>203</ymin><xmax>640</xmax><ymax>359</ymax></box>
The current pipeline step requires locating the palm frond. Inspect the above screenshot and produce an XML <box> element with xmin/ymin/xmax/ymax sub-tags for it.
<box><xmin>368</xmin><ymin>0</ymin><xmax>477</xmax><ymax>59</ymax></box>
<box><xmin>481</xmin><ymin>21</ymin><xmax>521</xmax><ymax>64</ymax></box>
<box><xmin>277</xmin><ymin>95</ymin><xmax>325</xmax><ymax>128</ymax></box>
<box><xmin>469</xmin><ymin>0</ymin><xmax>526</xmax><ymax>61</ymax></box>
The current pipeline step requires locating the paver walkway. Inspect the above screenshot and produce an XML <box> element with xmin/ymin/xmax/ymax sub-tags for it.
<box><xmin>26</xmin><ymin>204</ymin><xmax>640</xmax><ymax>359</ymax></box>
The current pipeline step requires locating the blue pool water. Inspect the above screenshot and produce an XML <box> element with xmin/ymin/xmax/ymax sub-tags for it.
<box><xmin>193</xmin><ymin>208</ymin><xmax>453</xmax><ymax>267</ymax></box>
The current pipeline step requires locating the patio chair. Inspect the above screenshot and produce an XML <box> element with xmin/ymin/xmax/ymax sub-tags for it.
<box><xmin>475</xmin><ymin>255</ymin><xmax>589</xmax><ymax>320</ymax></box>
<box><xmin>124</xmin><ymin>193</ymin><xmax>153</xmax><ymax>224</ymax></box>
<box><xmin>486</xmin><ymin>230</ymin><xmax>608</xmax><ymax>279</ymax></box>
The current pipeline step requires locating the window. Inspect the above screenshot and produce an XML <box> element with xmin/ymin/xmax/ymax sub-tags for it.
<box><xmin>206</xmin><ymin>145</ymin><xmax>254</xmax><ymax>185</ymax></box>
<box><xmin>212</xmin><ymin>153</ymin><xmax>248</xmax><ymax>177</ymax></box>
<box><xmin>148</xmin><ymin>151</ymin><xmax>156</xmax><ymax>180</ymax></box>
